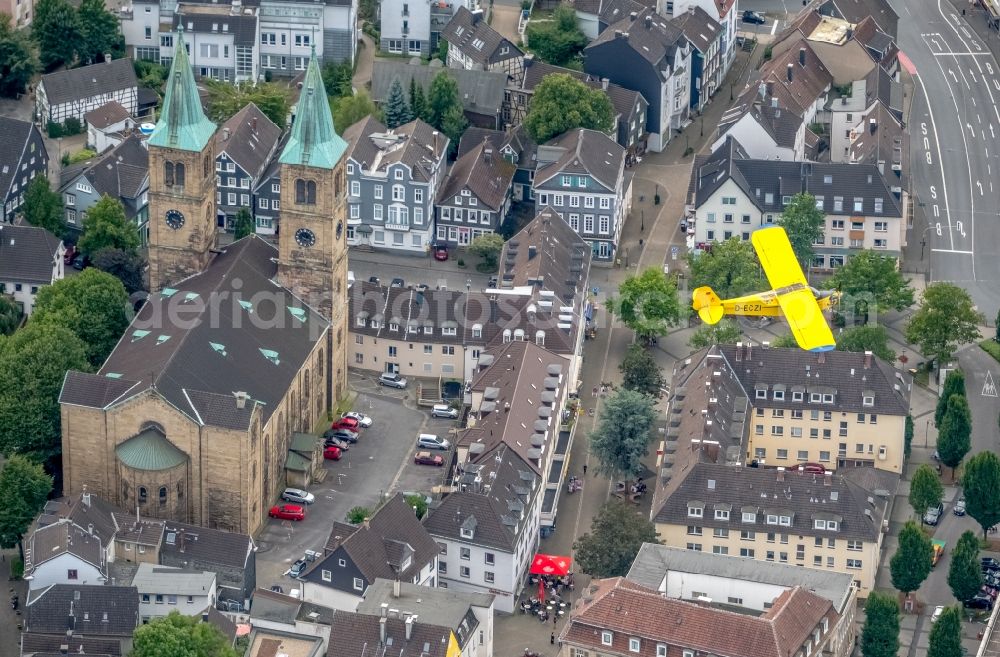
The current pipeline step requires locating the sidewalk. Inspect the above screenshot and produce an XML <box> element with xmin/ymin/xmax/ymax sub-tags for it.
<box><xmin>353</xmin><ymin>28</ymin><xmax>376</xmax><ymax>91</ymax></box>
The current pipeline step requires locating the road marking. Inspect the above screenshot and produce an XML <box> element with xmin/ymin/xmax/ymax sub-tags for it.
<box><xmin>978</xmin><ymin>181</ymin><xmax>984</xmax><ymax>195</ymax></box>
<box><xmin>984</xmin><ymin>370</ymin><xmax>998</xmax><ymax>397</ymax></box>
<box><xmin>770</xmin><ymin>20</ymin><xmax>777</xmax><ymax>35</ymax></box>
<box><xmin>932</xmin><ymin>248</ymin><xmax>975</xmax><ymax>254</ymax></box>
<box><xmin>915</xmin><ymin>79</ymin><xmax>956</xmax><ymax>251</ymax></box>
<box><xmin>968</xmin><ymin>122</ymin><xmax>976</xmax><ymax>137</ymax></box>
<box><xmin>949</xmin><ymin>68</ymin><xmax>959</xmax><ymax>82</ymax></box>
<box><xmin>979</xmin><ymin>114</ymin><xmax>983</xmax><ymax>124</ymax></box>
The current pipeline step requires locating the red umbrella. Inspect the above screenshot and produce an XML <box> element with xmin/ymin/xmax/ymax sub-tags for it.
<box><xmin>530</xmin><ymin>554</ymin><xmax>572</xmax><ymax>602</ymax></box>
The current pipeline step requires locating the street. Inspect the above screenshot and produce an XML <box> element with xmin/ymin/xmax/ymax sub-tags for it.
<box><xmin>901</xmin><ymin>0</ymin><xmax>1000</xmax><ymax>311</ymax></box>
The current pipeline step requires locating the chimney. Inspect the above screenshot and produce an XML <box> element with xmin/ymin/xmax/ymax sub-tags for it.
<box><xmin>799</xmin><ymin>47</ymin><xmax>806</xmax><ymax>66</ymax></box>
<box><xmin>629</xmin><ymin>11</ymin><xmax>637</xmax><ymax>19</ymax></box>
<box><xmin>82</xmin><ymin>488</ymin><xmax>91</xmax><ymax>508</ymax></box>
<box><xmin>786</xmin><ymin>63</ymin><xmax>793</xmax><ymax>82</ymax></box>
<box><xmin>614</xmin><ymin>29</ymin><xmax>624</xmax><ymax>38</ymax></box>
<box><xmin>405</xmin><ymin>615</ymin><xmax>416</xmax><ymax>640</ymax></box>
<box><xmin>105</xmin><ymin>53</ymin><xmax>112</xmax><ymax>63</ymax></box>
<box><xmin>87</xmin><ymin>523</ymin><xmax>93</xmax><ymax>535</ymax></box>
<box><xmin>471</xmin><ymin>8</ymin><xmax>483</xmax><ymax>23</ymax></box>
<box><xmin>817</xmin><ymin>352</ymin><xmax>825</xmax><ymax>364</ymax></box>
<box><xmin>379</xmin><ymin>616</ymin><xmax>388</xmax><ymax>644</ymax></box>
<box><xmin>234</xmin><ymin>391</ymin><xmax>248</xmax><ymax>409</ymax></box>
<box><xmin>869</xmin><ymin>117</ymin><xmax>877</xmax><ymax>134</ymax></box>
<box><xmin>776</xmin><ymin>467</ymin><xmax>785</xmax><ymax>482</ymax></box>
<box><xmin>644</xmin><ymin>14</ymin><xmax>652</xmax><ymax>28</ymax></box>
<box><xmin>484</xmin><ymin>147</ymin><xmax>493</xmax><ymax>164</ymax></box>
<box><xmin>746</xmin><ymin>342</ymin><xmax>752</xmax><ymax>359</ymax></box>
<box><xmin>601</xmin><ymin>78</ymin><xmax>609</xmax><ymax>90</ymax></box>
<box><xmin>688</xmin><ymin>4</ymin><xmax>694</xmax><ymax>12</ymax></box>
<box><xmin>393</xmin><ymin>578</ymin><xmax>401</xmax><ymax>598</ymax></box>
<box><xmin>363</xmin><ymin>517</ymin><xmax>371</xmax><ymax>529</ymax></box>
<box><xmin>735</xmin><ymin>341</ymin><xmax>743</xmax><ymax>361</ymax></box>
<box><xmin>528</xmin><ymin>245</ymin><xmax>537</xmax><ymax>259</ymax></box>
<box><xmin>251</xmin><ymin>116</ymin><xmax>257</xmax><ymax>132</ymax></box>
<box><xmin>59</xmin><ymin>646</ymin><xmax>69</xmax><ymax>655</ymax></box>
<box><xmin>380</xmin><ymin>603</ymin><xmax>389</xmax><ymax>617</ymax></box>
<box><xmin>223</xmin><ymin>127</ymin><xmax>230</xmax><ymax>141</ymax></box>
<box><xmin>824</xmin><ymin>472</ymin><xmax>833</xmax><ymax>486</ymax></box>
<box><xmin>68</xmin><ymin>602</ymin><xmax>76</xmax><ymax>631</ymax></box>
<box><xmin>863</xmin><ymin>351</ymin><xmax>872</xmax><ymax>369</ymax></box>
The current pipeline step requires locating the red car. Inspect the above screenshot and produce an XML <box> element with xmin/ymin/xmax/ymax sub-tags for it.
<box><xmin>330</xmin><ymin>418</ymin><xmax>360</xmax><ymax>432</ymax></box>
<box><xmin>63</xmin><ymin>245</ymin><xmax>76</xmax><ymax>265</ymax></box>
<box><xmin>414</xmin><ymin>451</ymin><xmax>444</xmax><ymax>466</ymax></box>
<box><xmin>269</xmin><ymin>504</ymin><xmax>305</xmax><ymax>521</ymax></box>
<box><xmin>433</xmin><ymin>246</ymin><xmax>448</xmax><ymax>261</ymax></box>
<box><xmin>324</xmin><ymin>445</ymin><xmax>342</xmax><ymax>460</ymax></box>
<box><xmin>798</xmin><ymin>463</ymin><xmax>826</xmax><ymax>474</ymax></box>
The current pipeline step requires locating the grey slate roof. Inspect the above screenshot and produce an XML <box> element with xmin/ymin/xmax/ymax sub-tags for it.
<box><xmin>40</xmin><ymin>59</ymin><xmax>137</xmax><ymax>107</ymax></box>
<box><xmin>458</xmin><ymin>127</ymin><xmax>505</xmax><ymax>158</ymax></box>
<box><xmin>534</xmin><ymin>128</ymin><xmax>626</xmax><ymax>193</ymax></box>
<box><xmin>328</xmin><ymin>611</ymin><xmax>454</xmax><ymax>657</ymax></box>
<box><xmin>690</xmin><ymin>135</ymin><xmax>903</xmax><ymax>217</ymax></box>
<box><xmin>441</xmin><ymin>6</ymin><xmax>523</xmax><ymax>66</ymax></box>
<box><xmin>652</xmin><ymin>460</ymin><xmax>892</xmax><ymax>542</ymax></box>
<box><xmin>216</xmin><ymin>102</ymin><xmax>282</xmax><ymax>180</ymax></box>
<box><xmin>719</xmin><ymin>87</ymin><xmax>803</xmax><ymax>149</ymax></box>
<box><xmin>669</xmin><ymin>6</ymin><xmax>722</xmax><ymax>55</ymax></box>
<box><xmin>371</xmin><ymin>60</ymin><xmax>506</xmax><ymax>119</ymax></box>
<box><xmin>25</xmin><ymin>519</ymin><xmax>105</xmax><ymax>579</ymax></box>
<box><xmin>130</xmin><ymin>563</ymin><xmax>215</xmax><ymax>596</ymax></box>
<box><xmin>84</xmin><ymin>101</ymin><xmax>131</xmax><ymax>129</ymax></box>
<box><xmin>172</xmin><ymin>12</ymin><xmax>258</xmax><ymax>46</ymax></box>
<box><xmin>437</xmin><ymin>138</ymin><xmax>515</xmax><ymax>211</ymax></box>
<box><xmin>249</xmin><ymin>587</ymin><xmax>335</xmax><ymax>625</ymax></box>
<box><xmin>58</xmin><ymin>236</ymin><xmax>329</xmax><ymax>430</ymax></box>
<box><xmin>0</xmin><ymin>117</ymin><xmax>42</xmax><ymax>203</ymax></box>
<box><xmin>849</xmin><ymin>101</ymin><xmax>907</xmax><ymax>186</ymax></box>
<box><xmin>358</xmin><ymin>579</ymin><xmax>493</xmax><ymax>638</ymax></box>
<box><xmin>818</xmin><ymin>0</ymin><xmax>897</xmax><ymax>37</ymax></box>
<box><xmin>423</xmin><ymin>443</ymin><xmax>539</xmax><ymax>551</ymax></box>
<box><xmin>342</xmin><ymin>116</ymin><xmax>447</xmax><ymax>183</ymax></box>
<box><xmin>25</xmin><ymin>584</ymin><xmax>139</xmax><ymax>636</ymax></box>
<box><xmin>62</xmin><ymin>136</ymin><xmax>149</xmax><ymax>215</ymax></box>
<box><xmin>499</xmin><ymin>206</ymin><xmax>591</xmax><ymax>303</ymax></box>
<box><xmin>160</xmin><ymin>519</ymin><xmax>255</xmax><ymax>570</ymax></box>
<box><xmin>20</xmin><ymin>632</ymin><xmax>122</xmax><ymax>657</ymax></box>
<box><xmin>586</xmin><ymin>8</ymin><xmax>687</xmax><ymax>78</ymax></box>
<box><xmin>0</xmin><ymin>225</ymin><xmax>62</xmax><ymax>285</ymax></box>
<box><xmin>626</xmin><ymin>543</ymin><xmax>856</xmax><ymax>613</ymax></box>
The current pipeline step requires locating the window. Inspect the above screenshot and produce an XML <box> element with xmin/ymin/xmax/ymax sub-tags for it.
<box><xmin>629</xmin><ymin>638</ymin><xmax>641</xmax><ymax>653</ymax></box>
<box><xmin>740</xmin><ymin>530</ymin><xmax>755</xmax><ymax>540</ymax></box>
<box><xmin>485</xmin><ymin>552</ymin><xmax>495</xmax><ymax>565</ymax></box>
<box><xmin>687</xmin><ymin>525</ymin><xmax>703</xmax><ymax>535</ymax></box>
<box><xmin>144</xmin><ymin>26</ymin><xmax>151</xmax><ymax>39</ymax></box>
<box><xmin>739</xmin><ymin>548</ymin><xmax>755</xmax><ymax>558</ymax></box>
<box><xmin>797</xmin><ymin>450</ymin><xmax>808</xmax><ymax>461</ymax></box>
<box><xmin>322</xmin><ymin>569</ymin><xmax>332</xmax><ymax>582</ymax></box>
<box><xmin>790</xmin><ymin>428</ymin><xmax>802</xmax><ymax>438</ymax></box>
<box><xmin>353</xmin><ymin>578</ymin><xmax>364</xmax><ymax>591</ymax></box>
<box><xmin>771</xmin><ymin>426</ymin><xmax>784</xmax><ymax>436</ymax></box>
<box><xmin>853</xmin><ymin>197</ymin><xmax>863</xmax><ymax>212</ymax></box>
<box><xmin>484</xmin><ymin>571</ymin><xmax>495</xmax><ymax>583</ymax></box>
<box><xmin>846</xmin><ymin>559</ymin><xmax>862</xmax><ymax>569</ymax></box>
<box><xmin>657</xmin><ymin>645</ymin><xmax>667</xmax><ymax>657</ymax></box>
<box><xmin>602</xmin><ymin>632</ymin><xmax>613</xmax><ymax>646</ymax></box>
<box><xmin>777</xmin><ymin>448</ymin><xmax>788</xmax><ymax>459</ymax></box>
<box><xmin>688</xmin><ymin>505</ymin><xmax>703</xmax><ymax>518</ymax></box>
<box><xmin>686</xmin><ymin>543</ymin><xmax>702</xmax><ymax>551</ymax></box>
<box><xmin>712</xmin><ymin>545</ymin><xmax>729</xmax><ymax>555</ymax></box>
<box><xmin>460</xmin><ymin>547</ymin><xmax>471</xmax><ymax>560</ymax></box>
<box><xmin>756</xmin><ymin>388</ymin><xmax>767</xmax><ymax>399</ymax></box>
<box><xmin>296</xmin><ymin>179</ymin><xmax>317</xmax><ymax>204</ymax></box>
<box><xmin>714</xmin><ymin>509</ymin><xmax>730</xmax><ymax>520</ymax></box>
<box><xmin>847</xmin><ymin>540</ymin><xmax>863</xmax><ymax>551</ymax></box>
<box><xmin>742</xmin><ymin>511</ymin><xmax>756</xmax><ymax>523</ymax></box>
<box><xmin>67</xmin><ymin>569</ymin><xmax>78</xmax><ymax>580</ymax></box>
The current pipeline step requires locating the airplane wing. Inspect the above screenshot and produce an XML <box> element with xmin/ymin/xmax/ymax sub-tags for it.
<box><xmin>751</xmin><ymin>227</ymin><xmax>835</xmax><ymax>352</ymax></box>
<box><xmin>751</xmin><ymin>226</ymin><xmax>807</xmax><ymax>291</ymax></box>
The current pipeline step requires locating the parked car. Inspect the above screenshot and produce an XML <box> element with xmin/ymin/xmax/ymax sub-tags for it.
<box><xmin>63</xmin><ymin>245</ymin><xmax>76</xmax><ymax>265</ymax></box>
<box><xmin>798</xmin><ymin>463</ymin><xmax>825</xmax><ymax>474</ymax></box>
<box><xmin>378</xmin><ymin>372</ymin><xmax>408</xmax><ymax>389</ymax></box>
<box><xmin>342</xmin><ymin>411</ymin><xmax>373</xmax><ymax>428</ymax></box>
<box><xmin>414</xmin><ymin>451</ymin><xmax>445</xmax><ymax>466</ymax></box>
<box><xmin>72</xmin><ymin>254</ymin><xmax>88</xmax><ymax>270</ymax></box>
<box><xmin>924</xmin><ymin>502</ymin><xmax>944</xmax><ymax>526</ymax></box>
<box><xmin>281</xmin><ymin>488</ymin><xmax>315</xmax><ymax>505</ymax></box>
<box><xmin>954</xmin><ymin>498</ymin><xmax>967</xmax><ymax>516</ymax></box>
<box><xmin>487</xmin><ymin>276</ymin><xmax>498</xmax><ymax>288</ymax></box>
<box><xmin>984</xmin><ymin>557</ymin><xmax>1000</xmax><ymax>572</ymax></box>
<box><xmin>417</xmin><ymin>434</ymin><xmax>450</xmax><ymax>450</ymax></box>
<box><xmin>742</xmin><ymin>9</ymin><xmax>766</xmax><ymax>23</ymax></box>
<box><xmin>331</xmin><ymin>417</ymin><xmax>360</xmax><ymax>432</ymax></box>
<box><xmin>965</xmin><ymin>594</ymin><xmax>994</xmax><ymax>610</ymax></box>
<box><xmin>390</xmin><ymin>277</ymin><xmax>405</xmax><ymax>288</ymax></box>
<box><xmin>369</xmin><ymin>276</ymin><xmax>380</xmax><ymax>285</ymax></box>
<box><xmin>327</xmin><ymin>429</ymin><xmax>359</xmax><ymax>443</ymax></box>
<box><xmin>324</xmin><ymin>445</ymin><xmax>342</xmax><ymax>460</ymax></box>
<box><xmin>431</xmin><ymin>404</ymin><xmax>459</xmax><ymax>419</ymax></box>
<box><xmin>415</xmin><ymin>283</ymin><xmax>430</xmax><ymax>293</ymax></box>
<box><xmin>269</xmin><ymin>504</ymin><xmax>305</xmax><ymax>521</ymax></box>
<box><xmin>433</xmin><ymin>246</ymin><xmax>449</xmax><ymax>261</ymax></box>
<box><xmin>289</xmin><ymin>558</ymin><xmax>308</xmax><ymax>577</ymax></box>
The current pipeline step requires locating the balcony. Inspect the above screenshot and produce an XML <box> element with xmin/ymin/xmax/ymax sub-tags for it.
<box><xmin>385</xmin><ymin>218</ymin><xmax>410</xmax><ymax>231</ymax></box>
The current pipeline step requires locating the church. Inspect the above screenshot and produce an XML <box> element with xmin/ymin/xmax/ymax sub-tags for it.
<box><xmin>58</xmin><ymin>30</ymin><xmax>350</xmax><ymax>536</ymax></box>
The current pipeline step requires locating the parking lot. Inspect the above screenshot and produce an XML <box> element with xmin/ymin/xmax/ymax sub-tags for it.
<box><xmin>348</xmin><ymin>249</ymin><xmax>494</xmax><ymax>293</ymax></box>
<box><xmin>253</xmin><ymin>385</ymin><xmax>457</xmax><ymax>591</ymax></box>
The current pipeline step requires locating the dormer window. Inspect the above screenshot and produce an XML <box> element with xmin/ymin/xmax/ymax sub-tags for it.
<box><xmin>601</xmin><ymin>632</ymin><xmax>613</xmax><ymax>646</ymax></box>
<box><xmin>389</xmin><ymin>323</ymin><xmax>399</xmax><ymax>331</ymax></box>
<box><xmin>822</xmin><ymin>394</ymin><xmax>834</xmax><ymax>404</ymax></box>
<box><xmin>742</xmin><ymin>511</ymin><xmax>756</xmax><ymax>523</ymax></box>
<box><xmin>863</xmin><ymin>395</ymin><xmax>874</xmax><ymax>406</ymax></box>
<box><xmin>472</xmin><ymin>324</ymin><xmax>482</xmax><ymax>338</ymax></box>
<box><xmin>687</xmin><ymin>505</ymin><xmax>703</xmax><ymax>518</ymax></box>
<box><xmin>755</xmin><ymin>388</ymin><xmax>767</xmax><ymax>399</ymax></box>
<box><xmin>792</xmin><ymin>391</ymin><xmax>804</xmax><ymax>402</ymax></box>
<box><xmin>460</xmin><ymin>528</ymin><xmax>474</xmax><ymax>539</ymax></box>
<box><xmin>766</xmin><ymin>514</ymin><xmax>778</xmax><ymax>525</ymax></box>
<box><xmin>810</xmin><ymin>393</ymin><xmax>822</xmax><ymax>403</ymax></box>
<box><xmin>714</xmin><ymin>509</ymin><xmax>730</xmax><ymax>521</ymax></box>
<box><xmin>774</xmin><ymin>390</ymin><xmax>784</xmax><ymax>400</ymax></box>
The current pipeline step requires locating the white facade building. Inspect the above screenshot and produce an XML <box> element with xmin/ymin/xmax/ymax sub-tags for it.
<box><xmin>133</xmin><ymin>563</ymin><xmax>217</xmax><ymax>621</ymax></box>
<box><xmin>0</xmin><ymin>225</ymin><xmax>65</xmax><ymax>316</ymax></box>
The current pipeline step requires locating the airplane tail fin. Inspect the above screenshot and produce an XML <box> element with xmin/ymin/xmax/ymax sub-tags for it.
<box><xmin>692</xmin><ymin>286</ymin><xmax>725</xmax><ymax>325</ymax></box>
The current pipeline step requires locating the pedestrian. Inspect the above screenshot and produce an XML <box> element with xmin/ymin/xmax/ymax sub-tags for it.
<box><xmin>553</xmin><ymin>613</ymin><xmax>558</xmax><ymax>625</ymax></box>
<box><xmin>592</xmin><ymin>386</ymin><xmax>598</xmax><ymax>398</ymax></box>
<box><xmin>551</xmin><ymin>632</ymin><xmax>556</xmax><ymax>645</ymax></box>
<box><xmin>583</xmin><ymin>463</ymin><xmax>588</xmax><ymax>475</ymax></box>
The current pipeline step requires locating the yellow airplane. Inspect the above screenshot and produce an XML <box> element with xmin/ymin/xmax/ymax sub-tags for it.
<box><xmin>691</xmin><ymin>226</ymin><xmax>840</xmax><ymax>353</ymax></box>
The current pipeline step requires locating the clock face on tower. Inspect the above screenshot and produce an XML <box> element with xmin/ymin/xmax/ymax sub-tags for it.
<box><xmin>165</xmin><ymin>209</ymin><xmax>185</xmax><ymax>230</ymax></box>
<box><xmin>295</xmin><ymin>228</ymin><xmax>317</xmax><ymax>247</ymax></box>
<box><xmin>336</xmin><ymin>221</ymin><xmax>343</xmax><ymax>240</ymax></box>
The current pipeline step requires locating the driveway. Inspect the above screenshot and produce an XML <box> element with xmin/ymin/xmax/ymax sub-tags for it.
<box><xmin>252</xmin><ymin>391</ymin><xmax>429</xmax><ymax>590</ymax></box>
<box><xmin>348</xmin><ymin>249</ymin><xmax>494</xmax><ymax>292</ymax></box>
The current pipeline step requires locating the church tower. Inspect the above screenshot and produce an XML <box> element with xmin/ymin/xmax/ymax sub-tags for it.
<box><xmin>147</xmin><ymin>28</ymin><xmax>218</xmax><ymax>292</ymax></box>
<box><xmin>277</xmin><ymin>47</ymin><xmax>349</xmax><ymax>403</ymax></box>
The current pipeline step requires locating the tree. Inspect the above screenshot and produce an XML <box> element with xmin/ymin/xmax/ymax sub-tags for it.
<box><xmin>91</xmin><ymin>246</ymin><xmax>146</xmax><ymax>295</ymax></box>
<box><xmin>905</xmin><ymin>415</ymin><xmax>914</xmax><ymax>459</ymax></box>
<box><xmin>835</xmin><ymin>325</ymin><xmax>895</xmax><ymax>362</ymax></box>
<box><xmin>689</xmin><ymin>319</ymin><xmax>742</xmax><ymax>349</ymax></box>
<box><xmin>936</xmin><ymin>369</ymin><xmax>966</xmax><ymax>427</ymax></box>
<box><xmin>321</xmin><ymin>61</ymin><xmax>353</xmax><ymax>99</ymax></box>
<box><xmin>427</xmin><ymin>71</ymin><xmax>463</xmax><ymax>130</ymax></box>
<box><xmin>573</xmin><ymin>499</ymin><xmax>660</xmax><ymax>578</ymax></box>
<box><xmin>32</xmin><ymin>268</ymin><xmax>131</xmax><ymax>367</ymax></box>
<box><xmin>438</xmin><ymin>104</ymin><xmax>467</xmax><ymax>156</ymax></box>
<box><xmin>890</xmin><ymin>520</ymin><xmax>933</xmax><ymax>595</ymax></box>
<box><xmin>23</xmin><ymin>175</ymin><xmax>65</xmax><ymax>237</ymax></box>
<box><xmin>132</xmin><ymin>611</ymin><xmax>240</xmax><ymax>657</ymax></box>
<box><xmin>32</xmin><ymin>0</ymin><xmax>81</xmax><ymax>70</ymax></box>
<box><xmin>78</xmin><ymin>195</ymin><xmax>140</xmax><ymax>256</ymax></box>
<box><xmin>205</xmin><ymin>81</ymin><xmax>291</xmax><ymax>128</ymax></box>
<box><xmin>937</xmin><ymin>394</ymin><xmax>971</xmax><ymax>477</ymax></box>
<box><xmin>608</xmin><ymin>268</ymin><xmax>683</xmax><ymax>343</ymax></box>
<box><xmin>905</xmin><ymin>283</ymin><xmax>984</xmax><ymax>367</ymax></box>
<box><xmin>523</xmin><ymin>73</ymin><xmax>615</xmax><ymax>144</ymax></box>
<box><xmin>686</xmin><ymin>237</ymin><xmax>763</xmax><ymax>300</ymax></box>
<box><xmin>134</xmin><ymin>59</ymin><xmax>168</xmax><ymax>99</ymax></box>
<box><xmin>771</xmin><ymin>333</ymin><xmax>798</xmax><ymax>348</ymax></box>
<box><xmin>0</xmin><ymin>295</ymin><xmax>20</xmax><ymax>336</ymax></box>
<box><xmin>0</xmin><ymin>14</ymin><xmax>37</xmax><ymax>98</ymax></box>
<box><xmin>0</xmin><ymin>456</ymin><xmax>53</xmax><ymax>560</ymax></box>
<box><xmin>909</xmin><ymin>464</ymin><xmax>943</xmax><ymax>522</ymax></box>
<box><xmin>0</xmin><ymin>322</ymin><xmax>90</xmax><ymax>458</ymax></box>
<box><xmin>777</xmin><ymin>193</ymin><xmax>825</xmax><ymax>266</ymax></box>
<box><xmin>829</xmin><ymin>251</ymin><xmax>914</xmax><ymax>322</ymax></box>
<box><xmin>860</xmin><ymin>592</ymin><xmax>900</xmax><ymax>657</ymax></box>
<box><xmin>233</xmin><ymin>207</ymin><xmax>255</xmax><ymax>240</ymax></box>
<box><xmin>524</xmin><ymin>6</ymin><xmax>587</xmax><ymax>66</ymax></box>
<box><xmin>619</xmin><ymin>344</ymin><xmax>664</xmax><ymax>396</ymax></box>
<box><xmin>76</xmin><ymin>0</ymin><xmax>122</xmax><ymax>65</ymax></box>
<box><xmin>948</xmin><ymin>531</ymin><xmax>983</xmax><ymax>603</ymax></box>
<box><xmin>332</xmin><ymin>91</ymin><xmax>383</xmax><ymax>131</ymax></box>
<box><xmin>409</xmin><ymin>77</ymin><xmax>428</xmax><ymax>122</ymax></box>
<box><xmin>384</xmin><ymin>78</ymin><xmax>413</xmax><ymax>128</ymax></box>
<box><xmin>962</xmin><ymin>451</ymin><xmax>1000</xmax><ymax>539</ymax></box>
<box><xmin>404</xmin><ymin>494</ymin><xmax>428</xmax><ymax>519</ymax></box>
<box><xmin>589</xmin><ymin>388</ymin><xmax>657</xmax><ymax>481</ymax></box>
<box><xmin>468</xmin><ymin>233</ymin><xmax>504</xmax><ymax>271</ymax></box>
<box><xmin>347</xmin><ymin>506</ymin><xmax>371</xmax><ymax>524</ymax></box>
<box><xmin>927</xmin><ymin>606</ymin><xmax>964</xmax><ymax>657</ymax></box>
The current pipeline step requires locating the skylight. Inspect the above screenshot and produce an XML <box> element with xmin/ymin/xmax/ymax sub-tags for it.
<box><xmin>472</xmin><ymin>38</ymin><xmax>485</xmax><ymax>50</ymax></box>
<box><xmin>157</xmin><ymin>335</ymin><xmax>171</xmax><ymax>345</ymax></box>
<box><xmin>210</xmin><ymin>342</ymin><xmax>227</xmax><ymax>356</ymax></box>
<box><xmin>105</xmin><ymin>373</ymin><xmax>122</xmax><ymax>378</ymax></box>
<box><xmin>161</xmin><ymin>287</ymin><xmax>179</xmax><ymax>297</ymax></box>
<box><xmin>184</xmin><ymin>292</ymin><xmax>200</xmax><ymax>302</ymax></box>
<box><xmin>288</xmin><ymin>307</ymin><xmax>307</xmax><ymax>323</ymax></box>
<box><xmin>132</xmin><ymin>330</ymin><xmax>150</xmax><ymax>342</ymax></box>
<box><xmin>259</xmin><ymin>348</ymin><xmax>280</xmax><ymax>365</ymax></box>
<box><xmin>239</xmin><ymin>300</ymin><xmax>253</xmax><ymax>313</ymax></box>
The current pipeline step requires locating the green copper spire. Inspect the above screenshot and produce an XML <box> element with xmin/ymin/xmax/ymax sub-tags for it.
<box><xmin>280</xmin><ymin>47</ymin><xmax>348</xmax><ymax>169</ymax></box>
<box><xmin>149</xmin><ymin>27</ymin><xmax>217</xmax><ymax>151</ymax></box>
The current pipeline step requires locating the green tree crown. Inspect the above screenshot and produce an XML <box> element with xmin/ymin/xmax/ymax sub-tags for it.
<box><xmin>589</xmin><ymin>388</ymin><xmax>657</xmax><ymax>480</ymax></box>
<box><xmin>905</xmin><ymin>283</ymin><xmax>984</xmax><ymax>366</ymax></box>
<box><xmin>890</xmin><ymin>520</ymin><xmax>933</xmax><ymax>594</ymax></box>
<box><xmin>962</xmin><ymin>451</ymin><xmax>1000</xmax><ymax>538</ymax></box>
<box><xmin>777</xmin><ymin>193</ymin><xmax>825</xmax><ymax>265</ymax></box>
<box><xmin>573</xmin><ymin>499</ymin><xmax>660</xmax><ymax>578</ymax></box>
<box><xmin>860</xmin><ymin>591</ymin><xmax>900</xmax><ymax>657</ymax></box>
<box><xmin>524</xmin><ymin>73</ymin><xmax>614</xmax><ymax>143</ymax></box>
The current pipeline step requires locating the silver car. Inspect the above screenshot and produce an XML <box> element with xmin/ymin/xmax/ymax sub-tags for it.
<box><xmin>281</xmin><ymin>488</ymin><xmax>315</xmax><ymax>505</ymax></box>
<box><xmin>378</xmin><ymin>372</ymin><xmax>408</xmax><ymax>389</ymax></box>
<box><xmin>431</xmin><ymin>404</ymin><xmax>459</xmax><ymax>419</ymax></box>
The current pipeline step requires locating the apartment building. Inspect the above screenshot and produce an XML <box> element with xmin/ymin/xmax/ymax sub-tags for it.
<box><xmin>60</xmin><ymin>136</ymin><xmax>149</xmax><ymax>237</ymax></box>
<box><xmin>435</xmin><ymin>139</ymin><xmax>516</xmax><ymax>246</ymax></box>
<box><xmin>560</xmin><ymin>578</ymin><xmax>839</xmax><ymax>657</ymax></box>
<box><xmin>532</xmin><ymin>129</ymin><xmax>631</xmax><ymax>263</ymax></box>
<box><xmin>215</xmin><ymin>103</ymin><xmax>282</xmax><ymax>231</ymax></box>
<box><xmin>756</xmin><ymin>39</ymin><xmax>832</xmax><ymax>125</ymax></box>
<box><xmin>36</xmin><ymin>59</ymin><xmax>138</xmax><ymax>125</ymax></box>
<box><xmin>342</xmin><ymin>116</ymin><xmax>448</xmax><ymax>253</ymax></box>
<box><xmin>657</xmin><ymin>0</ymin><xmax>738</xmax><ymax>77</ymax></box>
<box><xmin>379</xmin><ymin>0</ymin><xmax>478</xmax><ymax>57</ymax></box>
<box><xmin>258</xmin><ymin>0</ymin><xmax>357</xmax><ymax>71</ymax></box>
<box><xmin>714</xmin><ymin>86</ymin><xmax>808</xmax><ymax>161</ymax></box>
<box><xmin>133</xmin><ymin>563</ymin><xmax>217</xmax><ymax>620</ymax></box>
<box><xmin>670</xmin><ymin>6</ymin><xmax>723</xmax><ymax>112</ymax></box>
<box><xmin>0</xmin><ymin>226</ymin><xmax>64</xmax><ymax>316</ymax></box>
<box><xmin>441</xmin><ymin>7</ymin><xmax>524</xmax><ymax>84</ymax></box>
<box><xmin>826</xmin><ymin>66</ymin><xmax>903</xmax><ymax>175</ymax></box>
<box><xmin>686</xmin><ymin>136</ymin><xmax>907</xmax><ymax>268</ymax></box>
